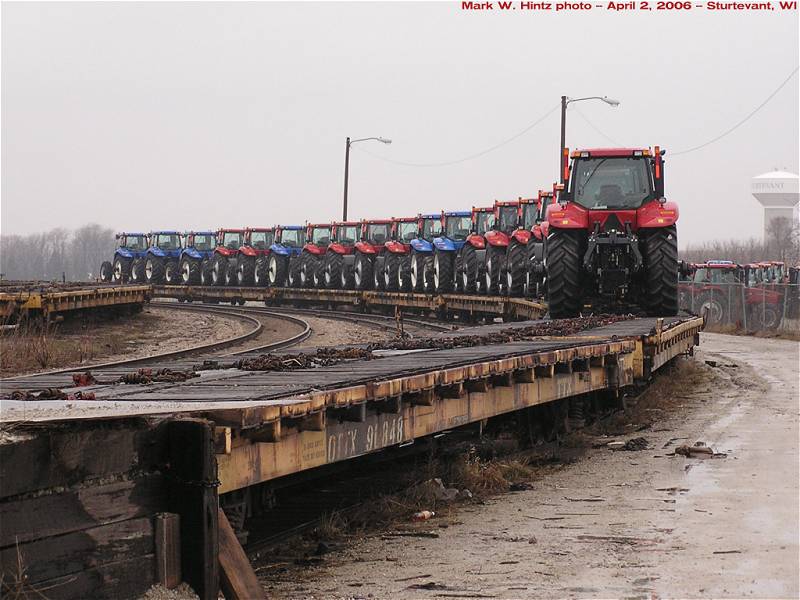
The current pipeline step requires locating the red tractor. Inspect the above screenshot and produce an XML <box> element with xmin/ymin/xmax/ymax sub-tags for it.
<box><xmin>296</xmin><ymin>223</ymin><xmax>332</xmax><ymax>288</ymax></box>
<box><xmin>545</xmin><ymin>147</ymin><xmax>679</xmax><ymax>317</ymax></box>
<box><xmin>744</xmin><ymin>262</ymin><xmax>784</xmax><ymax>328</ymax></box>
<box><xmin>480</xmin><ymin>200</ymin><xmax>521</xmax><ymax>295</ymax></box>
<box><xmin>352</xmin><ymin>219</ymin><xmax>392</xmax><ymax>290</ymax></box>
<box><xmin>454</xmin><ymin>206</ymin><xmax>495</xmax><ymax>294</ymax></box>
<box><xmin>205</xmin><ymin>229</ymin><xmax>245</xmax><ymax>287</ymax></box>
<box><xmin>689</xmin><ymin>261</ymin><xmax>742</xmax><ymax>325</ymax></box>
<box><xmin>235</xmin><ymin>228</ymin><xmax>274</xmax><ymax>286</ymax></box>
<box><xmin>378</xmin><ymin>217</ymin><xmax>419</xmax><ymax>291</ymax></box>
<box><xmin>518</xmin><ymin>188</ymin><xmax>557</xmax><ymax>298</ymax></box>
<box><xmin>323</xmin><ymin>221</ymin><xmax>361</xmax><ymax>289</ymax></box>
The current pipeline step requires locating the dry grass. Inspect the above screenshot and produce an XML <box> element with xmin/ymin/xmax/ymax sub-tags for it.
<box><xmin>0</xmin><ymin>311</ymin><xmax>161</xmax><ymax>377</ymax></box>
<box><xmin>704</xmin><ymin>323</ymin><xmax>800</xmax><ymax>341</ymax></box>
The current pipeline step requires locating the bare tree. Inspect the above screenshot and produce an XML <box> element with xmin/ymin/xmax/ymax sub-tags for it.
<box><xmin>766</xmin><ymin>216</ymin><xmax>800</xmax><ymax>265</ymax></box>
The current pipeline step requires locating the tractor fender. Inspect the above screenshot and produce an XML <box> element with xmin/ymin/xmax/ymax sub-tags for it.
<box><xmin>384</xmin><ymin>241</ymin><xmax>409</xmax><ymax>254</ymax></box>
<box><xmin>270</xmin><ymin>244</ymin><xmax>291</xmax><ymax>256</ymax></box>
<box><xmin>466</xmin><ymin>234</ymin><xmax>486</xmax><ymax>249</ymax></box>
<box><xmin>484</xmin><ymin>230</ymin><xmax>509</xmax><ymax>248</ymax></box>
<box><xmin>149</xmin><ymin>248</ymin><xmax>167</xmax><ymax>258</ymax></box>
<box><xmin>546</xmin><ymin>203</ymin><xmax>588</xmax><ymax>229</ymax></box>
<box><xmin>746</xmin><ymin>287</ymin><xmax>783</xmax><ymax>304</ymax></box>
<box><xmin>354</xmin><ymin>241</ymin><xmax>378</xmax><ymax>255</ymax></box>
<box><xmin>288</xmin><ymin>247</ymin><xmax>303</xmax><ymax>257</ymax></box>
<box><xmin>298</xmin><ymin>243</ymin><xmax>325</xmax><ymax>256</ymax></box>
<box><xmin>240</xmin><ymin>246</ymin><xmax>257</xmax><ymax>257</ymax></box>
<box><xmin>637</xmin><ymin>200</ymin><xmax>679</xmax><ymax>228</ymax></box>
<box><xmin>410</xmin><ymin>239</ymin><xmax>433</xmax><ymax>253</ymax></box>
<box><xmin>433</xmin><ymin>237</ymin><xmax>457</xmax><ymax>252</ymax></box>
<box><xmin>328</xmin><ymin>243</ymin><xmax>353</xmax><ymax>255</ymax></box>
<box><xmin>116</xmin><ymin>248</ymin><xmax>134</xmax><ymax>260</ymax></box>
<box><xmin>182</xmin><ymin>248</ymin><xmax>203</xmax><ymax>260</ymax></box>
<box><xmin>511</xmin><ymin>230</ymin><xmax>531</xmax><ymax>245</ymax></box>
<box><xmin>216</xmin><ymin>247</ymin><xmax>238</xmax><ymax>257</ymax></box>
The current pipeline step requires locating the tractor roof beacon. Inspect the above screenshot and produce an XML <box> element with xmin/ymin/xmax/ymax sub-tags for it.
<box><xmin>545</xmin><ymin>146</ymin><xmax>679</xmax><ymax>317</ymax></box>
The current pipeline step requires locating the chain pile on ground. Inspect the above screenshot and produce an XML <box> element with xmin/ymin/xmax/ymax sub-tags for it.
<box><xmin>118</xmin><ymin>368</ymin><xmax>199</xmax><ymax>384</ymax></box>
<box><xmin>231</xmin><ymin>347</ymin><xmax>375</xmax><ymax>372</ymax></box>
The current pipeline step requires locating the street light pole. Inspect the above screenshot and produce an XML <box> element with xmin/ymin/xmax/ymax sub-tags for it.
<box><xmin>559</xmin><ymin>95</ymin><xmax>620</xmax><ymax>183</ymax></box>
<box><xmin>342</xmin><ymin>136</ymin><xmax>392</xmax><ymax>221</ymax></box>
<box><xmin>343</xmin><ymin>137</ymin><xmax>351</xmax><ymax>221</ymax></box>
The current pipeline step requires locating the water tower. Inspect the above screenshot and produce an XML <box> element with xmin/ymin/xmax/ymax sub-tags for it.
<box><xmin>751</xmin><ymin>170</ymin><xmax>799</xmax><ymax>241</ymax></box>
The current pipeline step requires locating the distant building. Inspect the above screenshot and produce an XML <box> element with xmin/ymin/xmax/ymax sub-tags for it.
<box><xmin>751</xmin><ymin>170</ymin><xmax>799</xmax><ymax>241</ymax></box>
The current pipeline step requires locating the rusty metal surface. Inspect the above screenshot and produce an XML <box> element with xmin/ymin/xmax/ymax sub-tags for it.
<box><xmin>0</xmin><ymin>284</ymin><xmax>151</xmax><ymax>318</ymax></box>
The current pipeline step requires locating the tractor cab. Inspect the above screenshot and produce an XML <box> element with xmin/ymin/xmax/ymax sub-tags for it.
<box><xmin>392</xmin><ymin>218</ymin><xmax>419</xmax><ymax>245</ymax></box>
<box><xmin>303</xmin><ymin>224</ymin><xmax>331</xmax><ymax>252</ymax></box>
<box><xmin>275</xmin><ymin>226</ymin><xmax>306</xmax><ymax>249</ymax></box>
<box><xmin>417</xmin><ymin>214</ymin><xmax>442</xmax><ymax>242</ymax></box>
<box><xmin>768</xmin><ymin>261</ymin><xmax>786</xmax><ymax>283</ymax></box>
<box><xmin>150</xmin><ymin>231</ymin><xmax>183</xmax><ymax>252</ymax></box>
<box><xmin>243</xmin><ymin>228</ymin><xmax>274</xmax><ymax>253</ymax></box>
<box><xmin>331</xmin><ymin>221</ymin><xmax>361</xmax><ymax>249</ymax></box>
<box><xmin>217</xmin><ymin>229</ymin><xmax>245</xmax><ymax>254</ymax></box>
<box><xmin>359</xmin><ymin>220</ymin><xmax>391</xmax><ymax>248</ymax></box>
<box><xmin>116</xmin><ymin>232</ymin><xmax>148</xmax><ymax>253</ymax></box>
<box><xmin>744</xmin><ymin>263</ymin><xmax>766</xmax><ymax>287</ymax></box>
<box><xmin>185</xmin><ymin>231</ymin><xmax>215</xmax><ymax>252</ymax></box>
<box><xmin>471</xmin><ymin>207</ymin><xmax>495</xmax><ymax>237</ymax></box>
<box><xmin>693</xmin><ymin>261</ymin><xmax>743</xmax><ymax>285</ymax></box>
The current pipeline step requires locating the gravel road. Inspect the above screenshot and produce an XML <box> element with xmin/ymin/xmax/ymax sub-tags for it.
<box><xmin>267</xmin><ymin>332</ymin><xmax>799</xmax><ymax>599</ymax></box>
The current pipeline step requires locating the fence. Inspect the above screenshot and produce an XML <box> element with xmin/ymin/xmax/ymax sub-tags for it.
<box><xmin>679</xmin><ymin>282</ymin><xmax>800</xmax><ymax>333</ymax></box>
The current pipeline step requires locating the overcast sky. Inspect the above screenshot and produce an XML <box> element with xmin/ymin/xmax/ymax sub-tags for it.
<box><xmin>2</xmin><ymin>2</ymin><xmax>798</xmax><ymax>246</ymax></box>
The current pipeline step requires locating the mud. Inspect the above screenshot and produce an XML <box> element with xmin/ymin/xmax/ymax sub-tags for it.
<box><xmin>264</xmin><ymin>333</ymin><xmax>799</xmax><ymax>599</ymax></box>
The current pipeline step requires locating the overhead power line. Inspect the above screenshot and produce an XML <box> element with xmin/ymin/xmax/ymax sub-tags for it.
<box><xmin>355</xmin><ymin>104</ymin><xmax>559</xmax><ymax>168</ymax></box>
<box><xmin>572</xmin><ymin>106</ymin><xmax>623</xmax><ymax>146</ymax></box>
<box><xmin>671</xmin><ymin>65</ymin><xmax>799</xmax><ymax>156</ymax></box>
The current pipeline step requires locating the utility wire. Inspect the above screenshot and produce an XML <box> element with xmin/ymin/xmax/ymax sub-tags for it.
<box><xmin>572</xmin><ymin>106</ymin><xmax>623</xmax><ymax>146</ymax></box>
<box><xmin>671</xmin><ymin>65</ymin><xmax>798</xmax><ymax>156</ymax></box>
<box><xmin>355</xmin><ymin>104</ymin><xmax>559</xmax><ymax>167</ymax></box>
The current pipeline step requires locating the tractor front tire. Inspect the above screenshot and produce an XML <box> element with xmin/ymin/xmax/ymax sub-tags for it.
<box><xmin>200</xmin><ymin>259</ymin><xmax>213</xmax><ymax>286</ymax></box>
<box><xmin>100</xmin><ymin>261</ymin><xmax>113</xmax><ymax>283</ymax></box>
<box><xmin>354</xmin><ymin>252</ymin><xmax>373</xmax><ymax>290</ymax></box>
<box><xmin>130</xmin><ymin>259</ymin><xmax>146</xmax><ymax>283</ymax></box>
<box><xmin>237</xmin><ymin>257</ymin><xmax>255</xmax><ymax>287</ymax></box>
<box><xmin>254</xmin><ymin>256</ymin><xmax>269</xmax><ymax>287</ymax></box>
<box><xmin>288</xmin><ymin>256</ymin><xmax>303</xmax><ymax>288</ymax></box>
<box><xmin>546</xmin><ymin>229</ymin><xmax>583</xmax><ymax>319</ymax></box>
<box><xmin>225</xmin><ymin>260</ymin><xmax>238</xmax><ymax>287</ymax></box>
<box><xmin>697</xmin><ymin>292</ymin><xmax>727</xmax><ymax>326</ymax></box>
<box><xmin>642</xmin><ymin>225</ymin><xmax>679</xmax><ymax>317</ymax></box>
<box><xmin>268</xmin><ymin>254</ymin><xmax>288</xmax><ymax>287</ymax></box>
<box><xmin>145</xmin><ymin>257</ymin><xmax>165</xmax><ymax>284</ymax></box>
<box><xmin>460</xmin><ymin>245</ymin><xmax>479</xmax><ymax>294</ymax></box>
<box><xmin>112</xmin><ymin>257</ymin><xmax>131</xmax><ymax>283</ymax></box>
<box><xmin>433</xmin><ymin>250</ymin><xmax>454</xmax><ymax>294</ymax></box>
<box><xmin>165</xmin><ymin>260</ymin><xmax>180</xmax><ymax>285</ymax></box>
<box><xmin>385</xmin><ymin>254</ymin><xmax>400</xmax><ymax>291</ymax></box>
<box><xmin>484</xmin><ymin>245</ymin><xmax>505</xmax><ymax>295</ymax></box>
<box><xmin>506</xmin><ymin>242</ymin><xmax>526</xmax><ymax>297</ymax></box>
<box><xmin>410</xmin><ymin>252</ymin><xmax>424</xmax><ymax>292</ymax></box>
<box><xmin>211</xmin><ymin>255</ymin><xmax>228</xmax><ymax>287</ymax></box>
<box><xmin>325</xmin><ymin>252</ymin><xmax>343</xmax><ymax>289</ymax></box>
<box><xmin>181</xmin><ymin>258</ymin><xmax>201</xmax><ymax>285</ymax></box>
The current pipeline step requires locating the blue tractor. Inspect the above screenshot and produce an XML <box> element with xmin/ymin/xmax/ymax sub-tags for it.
<box><xmin>100</xmin><ymin>232</ymin><xmax>149</xmax><ymax>283</ymax></box>
<box><xmin>143</xmin><ymin>231</ymin><xmax>183</xmax><ymax>284</ymax></box>
<box><xmin>262</xmin><ymin>225</ymin><xmax>307</xmax><ymax>287</ymax></box>
<box><xmin>432</xmin><ymin>211</ymin><xmax>472</xmax><ymax>293</ymax></box>
<box><xmin>407</xmin><ymin>214</ymin><xmax>442</xmax><ymax>293</ymax></box>
<box><xmin>179</xmin><ymin>231</ymin><xmax>216</xmax><ymax>285</ymax></box>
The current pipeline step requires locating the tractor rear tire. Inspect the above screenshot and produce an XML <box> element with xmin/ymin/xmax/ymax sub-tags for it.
<box><xmin>459</xmin><ymin>245</ymin><xmax>478</xmax><ymax>294</ymax></box>
<box><xmin>211</xmin><ymin>255</ymin><xmax>228</xmax><ymax>287</ymax></box>
<box><xmin>165</xmin><ymin>260</ymin><xmax>180</xmax><ymax>284</ymax></box>
<box><xmin>433</xmin><ymin>250</ymin><xmax>454</xmax><ymax>294</ymax></box>
<box><xmin>398</xmin><ymin>255</ymin><xmax>412</xmax><ymax>292</ymax></box>
<box><xmin>225</xmin><ymin>260</ymin><xmax>238</xmax><ymax>286</ymax></box>
<box><xmin>506</xmin><ymin>242</ymin><xmax>526</xmax><ymax>297</ymax></box>
<box><xmin>237</xmin><ymin>257</ymin><xmax>255</xmax><ymax>287</ymax></box>
<box><xmin>181</xmin><ymin>258</ymin><xmax>200</xmax><ymax>285</ymax></box>
<box><xmin>642</xmin><ymin>225</ymin><xmax>679</xmax><ymax>317</ymax></box>
<box><xmin>200</xmin><ymin>259</ymin><xmax>212</xmax><ymax>285</ymax></box>
<box><xmin>299</xmin><ymin>253</ymin><xmax>314</xmax><ymax>288</ymax></box>
<box><xmin>697</xmin><ymin>292</ymin><xmax>727</xmax><ymax>326</ymax></box>
<box><xmin>546</xmin><ymin>229</ymin><xmax>583</xmax><ymax>319</ymax></box>
<box><xmin>131</xmin><ymin>259</ymin><xmax>146</xmax><ymax>283</ymax></box>
<box><xmin>484</xmin><ymin>246</ymin><xmax>504</xmax><ymax>295</ymax></box>
<box><xmin>100</xmin><ymin>261</ymin><xmax>113</xmax><ymax>283</ymax></box>
<box><xmin>421</xmin><ymin>254</ymin><xmax>435</xmax><ymax>293</ymax></box>
<box><xmin>254</xmin><ymin>256</ymin><xmax>269</xmax><ymax>287</ymax></box>
<box><xmin>354</xmin><ymin>252</ymin><xmax>373</xmax><ymax>290</ymax></box>
<box><xmin>288</xmin><ymin>256</ymin><xmax>303</xmax><ymax>288</ymax></box>
<box><xmin>112</xmin><ymin>257</ymin><xmax>131</xmax><ymax>283</ymax></box>
<box><xmin>385</xmin><ymin>254</ymin><xmax>400</xmax><ymax>291</ymax></box>
<box><xmin>313</xmin><ymin>256</ymin><xmax>326</xmax><ymax>288</ymax></box>
<box><xmin>325</xmin><ymin>252</ymin><xmax>343</xmax><ymax>289</ymax></box>
<box><xmin>410</xmin><ymin>252</ymin><xmax>425</xmax><ymax>292</ymax></box>
<box><xmin>268</xmin><ymin>254</ymin><xmax>288</xmax><ymax>287</ymax></box>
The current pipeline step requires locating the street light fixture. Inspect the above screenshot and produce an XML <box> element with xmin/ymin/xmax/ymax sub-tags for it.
<box><xmin>560</xmin><ymin>95</ymin><xmax>620</xmax><ymax>182</ymax></box>
<box><xmin>343</xmin><ymin>136</ymin><xmax>392</xmax><ymax>220</ymax></box>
